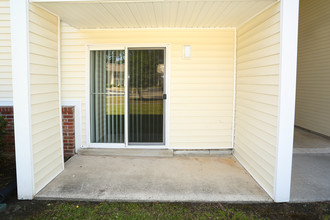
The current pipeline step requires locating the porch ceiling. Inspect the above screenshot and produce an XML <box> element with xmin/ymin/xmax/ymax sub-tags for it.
<box><xmin>32</xmin><ymin>0</ymin><xmax>277</xmax><ymax>29</ymax></box>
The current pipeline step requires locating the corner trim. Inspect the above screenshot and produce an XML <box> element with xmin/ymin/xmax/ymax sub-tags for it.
<box><xmin>274</xmin><ymin>0</ymin><xmax>300</xmax><ymax>203</ymax></box>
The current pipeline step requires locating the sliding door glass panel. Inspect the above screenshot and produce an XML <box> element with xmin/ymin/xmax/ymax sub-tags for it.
<box><xmin>90</xmin><ymin>50</ymin><xmax>125</xmax><ymax>143</ymax></box>
<box><xmin>128</xmin><ymin>49</ymin><xmax>165</xmax><ymax>143</ymax></box>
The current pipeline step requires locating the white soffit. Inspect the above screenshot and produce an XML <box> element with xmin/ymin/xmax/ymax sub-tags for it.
<box><xmin>32</xmin><ymin>0</ymin><xmax>278</xmax><ymax>29</ymax></box>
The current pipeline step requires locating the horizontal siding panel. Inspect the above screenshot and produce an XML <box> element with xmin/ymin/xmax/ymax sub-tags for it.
<box><xmin>34</xmin><ymin>143</ymin><xmax>61</xmax><ymax>174</ymax></box>
<box><xmin>171</xmin><ymin>135</ymin><xmax>232</xmax><ymax>143</ymax></box>
<box><xmin>238</xmin><ymin>3</ymin><xmax>280</xmax><ymax>35</ymax></box>
<box><xmin>237</xmin><ymin>54</ymin><xmax>279</xmax><ymax>70</ymax></box>
<box><xmin>29</xmin><ymin>22</ymin><xmax>58</xmax><ymax>42</ymax></box>
<box><xmin>32</xmin><ymin>125</ymin><xmax>60</xmax><ymax>147</ymax></box>
<box><xmin>171</xmin><ymin>123</ymin><xmax>232</xmax><ymax>131</ymax></box>
<box><xmin>30</xmin><ymin>75</ymin><xmax>58</xmax><ymax>84</ymax></box>
<box><xmin>33</xmin><ymin>137</ymin><xmax>61</xmax><ymax>162</ymax></box>
<box><xmin>234</xmin><ymin>149</ymin><xmax>273</xmax><ymax>194</ymax></box>
<box><xmin>235</xmin><ymin>137</ymin><xmax>275</xmax><ymax>176</ymax></box>
<box><xmin>171</xmin><ymin>110</ymin><xmax>233</xmax><ymax>117</ymax></box>
<box><xmin>237</xmin><ymin>84</ymin><xmax>278</xmax><ymax>96</ymax></box>
<box><xmin>171</xmin><ymin>116</ymin><xmax>233</xmax><ymax>124</ymax></box>
<box><xmin>172</xmin><ymin>84</ymin><xmax>233</xmax><ymax>91</ymax></box>
<box><xmin>29</xmin><ymin>32</ymin><xmax>57</xmax><ymax>50</ymax></box>
<box><xmin>238</xmin><ymin>21</ymin><xmax>280</xmax><ymax>50</ymax></box>
<box><xmin>170</xmin><ymin>141</ymin><xmax>232</xmax><ymax>149</ymax></box>
<box><xmin>29</xmin><ymin>10</ymin><xmax>58</xmax><ymax>31</ymax></box>
<box><xmin>236</xmin><ymin>98</ymin><xmax>278</xmax><ymax>117</ymax></box>
<box><xmin>30</xmin><ymin>54</ymin><xmax>58</xmax><ymax>66</ymax></box>
<box><xmin>31</xmin><ymin>109</ymin><xmax>59</xmax><ymax>125</ymax></box>
<box><xmin>30</xmin><ymin>63</ymin><xmax>57</xmax><ymax>75</ymax></box>
<box><xmin>235</xmin><ymin>122</ymin><xmax>276</xmax><ymax>156</ymax></box>
<box><xmin>238</xmin><ymin>33</ymin><xmax>280</xmax><ymax>57</ymax></box>
<box><xmin>31</xmin><ymin>101</ymin><xmax>59</xmax><ymax>115</ymax></box>
<box><xmin>32</xmin><ymin>119</ymin><xmax>60</xmax><ymax>136</ymax></box>
<box><xmin>30</xmin><ymin>43</ymin><xmax>58</xmax><ymax>58</ymax></box>
<box><xmin>171</xmin><ymin>97</ymin><xmax>233</xmax><ymax>104</ymax></box>
<box><xmin>238</xmin><ymin>43</ymin><xmax>280</xmax><ymax>63</ymax></box>
<box><xmin>34</xmin><ymin>157</ymin><xmax>62</xmax><ymax>193</ymax></box>
<box><xmin>234</xmin><ymin>2</ymin><xmax>280</xmax><ymax>198</ymax></box>
<box><xmin>29</xmin><ymin>3</ymin><xmax>62</xmax><ymax>194</ymax></box>
<box><xmin>0</xmin><ymin>0</ymin><xmax>11</xmax><ymax>100</ymax></box>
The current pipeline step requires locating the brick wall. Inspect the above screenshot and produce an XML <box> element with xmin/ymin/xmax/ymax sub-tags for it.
<box><xmin>0</xmin><ymin>106</ymin><xmax>75</xmax><ymax>158</ymax></box>
<box><xmin>62</xmin><ymin>106</ymin><xmax>75</xmax><ymax>157</ymax></box>
<box><xmin>0</xmin><ymin>107</ymin><xmax>15</xmax><ymax>157</ymax></box>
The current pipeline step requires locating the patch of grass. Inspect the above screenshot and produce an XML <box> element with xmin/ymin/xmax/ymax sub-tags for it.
<box><xmin>31</xmin><ymin>202</ymin><xmax>263</xmax><ymax>220</ymax></box>
<box><xmin>106</xmin><ymin>98</ymin><xmax>163</xmax><ymax>115</ymax></box>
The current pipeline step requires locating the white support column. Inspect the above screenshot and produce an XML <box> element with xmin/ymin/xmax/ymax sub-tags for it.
<box><xmin>274</xmin><ymin>0</ymin><xmax>300</xmax><ymax>202</ymax></box>
<box><xmin>10</xmin><ymin>0</ymin><xmax>34</xmax><ymax>199</ymax></box>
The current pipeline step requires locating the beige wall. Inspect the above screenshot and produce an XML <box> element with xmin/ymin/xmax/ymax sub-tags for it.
<box><xmin>235</xmin><ymin>2</ymin><xmax>280</xmax><ymax>197</ymax></box>
<box><xmin>29</xmin><ymin>4</ymin><xmax>62</xmax><ymax>193</ymax></box>
<box><xmin>295</xmin><ymin>0</ymin><xmax>330</xmax><ymax>137</ymax></box>
<box><xmin>0</xmin><ymin>0</ymin><xmax>11</xmax><ymax>100</ymax></box>
<box><xmin>60</xmin><ymin>25</ymin><xmax>235</xmax><ymax>148</ymax></box>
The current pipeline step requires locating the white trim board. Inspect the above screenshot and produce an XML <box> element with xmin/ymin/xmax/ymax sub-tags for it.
<box><xmin>85</xmin><ymin>44</ymin><xmax>170</xmax><ymax>149</ymax></box>
<box><xmin>274</xmin><ymin>0</ymin><xmax>300</xmax><ymax>203</ymax></box>
<box><xmin>231</xmin><ymin>28</ymin><xmax>237</xmax><ymax>148</ymax></box>
<box><xmin>10</xmin><ymin>0</ymin><xmax>35</xmax><ymax>199</ymax></box>
<box><xmin>57</xmin><ymin>15</ymin><xmax>65</xmax><ymax>172</ymax></box>
<box><xmin>62</xmin><ymin>100</ymin><xmax>83</xmax><ymax>152</ymax></box>
<box><xmin>0</xmin><ymin>100</ymin><xmax>13</xmax><ymax>106</ymax></box>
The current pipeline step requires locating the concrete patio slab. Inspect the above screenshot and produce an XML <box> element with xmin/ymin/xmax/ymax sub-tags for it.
<box><xmin>35</xmin><ymin>155</ymin><xmax>272</xmax><ymax>202</ymax></box>
<box><xmin>290</xmin><ymin>153</ymin><xmax>330</xmax><ymax>202</ymax></box>
<box><xmin>291</xmin><ymin>127</ymin><xmax>330</xmax><ymax>202</ymax></box>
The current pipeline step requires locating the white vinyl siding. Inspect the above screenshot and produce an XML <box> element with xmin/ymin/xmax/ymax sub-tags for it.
<box><xmin>60</xmin><ymin>25</ymin><xmax>235</xmax><ymax>149</ymax></box>
<box><xmin>29</xmin><ymin>4</ymin><xmax>62</xmax><ymax>193</ymax></box>
<box><xmin>234</xmin><ymin>2</ymin><xmax>280</xmax><ymax>197</ymax></box>
<box><xmin>295</xmin><ymin>0</ymin><xmax>330</xmax><ymax>137</ymax></box>
<box><xmin>0</xmin><ymin>0</ymin><xmax>11</xmax><ymax>100</ymax></box>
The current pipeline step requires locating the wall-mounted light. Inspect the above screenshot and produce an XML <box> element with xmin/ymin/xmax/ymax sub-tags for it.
<box><xmin>183</xmin><ymin>45</ymin><xmax>191</xmax><ymax>58</ymax></box>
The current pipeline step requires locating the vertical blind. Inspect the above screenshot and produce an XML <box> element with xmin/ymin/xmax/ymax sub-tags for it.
<box><xmin>128</xmin><ymin>49</ymin><xmax>165</xmax><ymax>143</ymax></box>
<box><xmin>90</xmin><ymin>50</ymin><xmax>125</xmax><ymax>143</ymax></box>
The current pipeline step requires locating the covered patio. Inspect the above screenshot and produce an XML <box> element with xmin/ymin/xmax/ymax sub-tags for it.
<box><xmin>9</xmin><ymin>0</ymin><xmax>300</xmax><ymax>203</ymax></box>
<box><xmin>36</xmin><ymin>153</ymin><xmax>271</xmax><ymax>202</ymax></box>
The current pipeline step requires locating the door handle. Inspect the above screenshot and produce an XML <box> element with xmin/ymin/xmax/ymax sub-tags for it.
<box><xmin>163</xmin><ymin>94</ymin><xmax>167</xmax><ymax>100</ymax></box>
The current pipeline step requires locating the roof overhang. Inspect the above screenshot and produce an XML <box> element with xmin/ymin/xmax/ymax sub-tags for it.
<box><xmin>30</xmin><ymin>0</ymin><xmax>278</xmax><ymax>29</ymax></box>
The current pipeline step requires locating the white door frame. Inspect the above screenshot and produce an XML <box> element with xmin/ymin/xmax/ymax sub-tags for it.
<box><xmin>85</xmin><ymin>44</ymin><xmax>170</xmax><ymax>149</ymax></box>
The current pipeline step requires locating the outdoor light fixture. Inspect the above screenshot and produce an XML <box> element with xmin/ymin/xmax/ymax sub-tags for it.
<box><xmin>183</xmin><ymin>45</ymin><xmax>191</xmax><ymax>58</ymax></box>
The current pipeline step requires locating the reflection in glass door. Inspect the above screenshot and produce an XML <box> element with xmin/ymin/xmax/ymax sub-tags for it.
<box><xmin>128</xmin><ymin>49</ymin><xmax>165</xmax><ymax>144</ymax></box>
<box><xmin>90</xmin><ymin>50</ymin><xmax>125</xmax><ymax>143</ymax></box>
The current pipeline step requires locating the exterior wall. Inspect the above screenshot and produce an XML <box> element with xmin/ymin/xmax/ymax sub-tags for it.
<box><xmin>234</xmin><ymin>2</ymin><xmax>280</xmax><ymax>197</ymax></box>
<box><xmin>29</xmin><ymin>4</ymin><xmax>62</xmax><ymax>193</ymax></box>
<box><xmin>0</xmin><ymin>106</ymin><xmax>75</xmax><ymax>158</ymax></box>
<box><xmin>295</xmin><ymin>0</ymin><xmax>330</xmax><ymax>137</ymax></box>
<box><xmin>60</xmin><ymin>26</ymin><xmax>235</xmax><ymax>149</ymax></box>
<box><xmin>62</xmin><ymin>106</ymin><xmax>75</xmax><ymax>156</ymax></box>
<box><xmin>0</xmin><ymin>0</ymin><xmax>12</xmax><ymax>100</ymax></box>
<box><xmin>0</xmin><ymin>106</ymin><xmax>14</xmax><ymax>156</ymax></box>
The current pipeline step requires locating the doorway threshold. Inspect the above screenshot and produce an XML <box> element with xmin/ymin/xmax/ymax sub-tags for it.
<box><xmin>78</xmin><ymin>148</ymin><xmax>173</xmax><ymax>157</ymax></box>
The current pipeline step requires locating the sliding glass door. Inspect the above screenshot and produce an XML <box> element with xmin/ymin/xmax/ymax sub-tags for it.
<box><xmin>90</xmin><ymin>50</ymin><xmax>125</xmax><ymax>143</ymax></box>
<box><xmin>90</xmin><ymin>47</ymin><xmax>166</xmax><ymax>146</ymax></box>
<box><xmin>128</xmin><ymin>49</ymin><xmax>165</xmax><ymax>144</ymax></box>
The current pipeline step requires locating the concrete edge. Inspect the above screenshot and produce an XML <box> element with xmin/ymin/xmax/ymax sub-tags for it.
<box><xmin>174</xmin><ymin>149</ymin><xmax>233</xmax><ymax>157</ymax></box>
<box><xmin>293</xmin><ymin>148</ymin><xmax>330</xmax><ymax>154</ymax></box>
<box><xmin>34</xmin><ymin>195</ymin><xmax>273</xmax><ymax>203</ymax></box>
<box><xmin>78</xmin><ymin>148</ymin><xmax>174</xmax><ymax>157</ymax></box>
